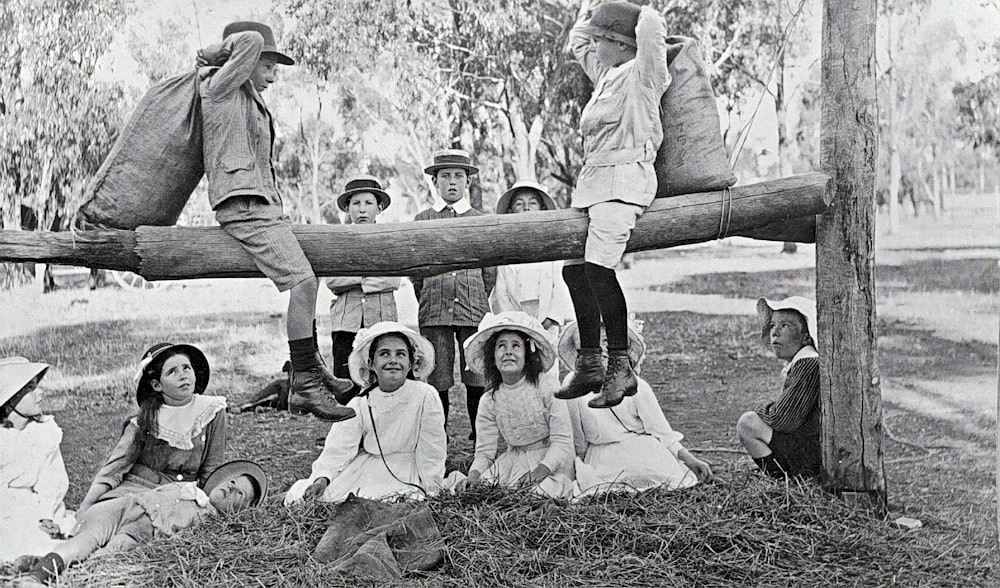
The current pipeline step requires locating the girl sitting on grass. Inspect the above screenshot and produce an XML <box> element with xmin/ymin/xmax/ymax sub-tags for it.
<box><xmin>283</xmin><ymin>322</ymin><xmax>446</xmax><ymax>504</ymax></box>
<box><xmin>76</xmin><ymin>343</ymin><xmax>226</xmax><ymax>518</ymax></box>
<box><xmin>0</xmin><ymin>357</ymin><xmax>76</xmax><ymax>563</ymax></box>
<box><xmin>559</xmin><ymin>321</ymin><xmax>712</xmax><ymax>498</ymax></box>
<box><xmin>453</xmin><ymin>312</ymin><xmax>575</xmax><ymax>498</ymax></box>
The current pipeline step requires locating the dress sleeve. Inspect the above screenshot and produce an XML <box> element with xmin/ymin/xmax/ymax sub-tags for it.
<box><xmin>90</xmin><ymin>420</ymin><xmax>142</xmax><ymax>491</ymax></box>
<box><xmin>634</xmin><ymin>379</ymin><xmax>683</xmax><ymax>450</ymax></box>
<box><xmin>307</xmin><ymin>398</ymin><xmax>366</xmax><ymax>483</ymax></box>
<box><xmin>539</xmin><ymin>397</ymin><xmax>574</xmax><ymax>474</ymax></box>
<box><xmin>197</xmin><ymin>411</ymin><xmax>227</xmax><ymax>487</ymax></box>
<box><xmin>754</xmin><ymin>357</ymin><xmax>821</xmax><ymax>433</ymax></box>
<box><xmin>201</xmin><ymin>31</ymin><xmax>264</xmax><ymax>100</ymax></box>
<box><xmin>565</xmin><ymin>397</ymin><xmax>589</xmax><ymax>459</ymax></box>
<box><xmin>415</xmin><ymin>386</ymin><xmax>448</xmax><ymax>489</ymax></box>
<box><xmin>489</xmin><ymin>266</ymin><xmax>522</xmax><ymax>314</ymax></box>
<box><xmin>635</xmin><ymin>5</ymin><xmax>670</xmax><ymax>91</ymax></box>
<box><xmin>469</xmin><ymin>393</ymin><xmax>499</xmax><ymax>474</ymax></box>
<box><xmin>546</xmin><ymin>265</ymin><xmax>574</xmax><ymax>326</ymax></box>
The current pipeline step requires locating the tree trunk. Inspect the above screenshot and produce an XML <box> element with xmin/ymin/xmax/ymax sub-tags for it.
<box><xmin>817</xmin><ymin>0</ymin><xmax>886</xmax><ymax>509</ymax></box>
<box><xmin>0</xmin><ymin>174</ymin><xmax>829</xmax><ymax>279</ymax></box>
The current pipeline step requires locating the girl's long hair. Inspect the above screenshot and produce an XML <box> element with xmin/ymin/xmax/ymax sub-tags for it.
<box><xmin>131</xmin><ymin>350</ymin><xmax>189</xmax><ymax>454</ymax></box>
<box><xmin>484</xmin><ymin>330</ymin><xmax>545</xmax><ymax>393</ymax></box>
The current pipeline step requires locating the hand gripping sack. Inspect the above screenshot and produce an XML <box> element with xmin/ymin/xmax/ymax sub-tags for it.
<box><xmin>77</xmin><ymin>70</ymin><xmax>203</xmax><ymax>229</ymax></box>
<box><xmin>654</xmin><ymin>36</ymin><xmax>737</xmax><ymax>198</ymax></box>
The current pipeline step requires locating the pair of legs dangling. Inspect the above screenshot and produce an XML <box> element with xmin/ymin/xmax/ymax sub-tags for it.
<box><xmin>557</xmin><ymin>262</ymin><xmax>638</xmax><ymax>408</ymax></box>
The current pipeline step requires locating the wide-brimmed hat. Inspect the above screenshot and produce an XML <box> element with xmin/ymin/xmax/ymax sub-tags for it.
<box><xmin>756</xmin><ymin>296</ymin><xmax>818</xmax><ymax>349</ymax></box>
<box><xmin>336</xmin><ymin>175</ymin><xmax>392</xmax><ymax>213</ymax></box>
<box><xmin>582</xmin><ymin>1</ymin><xmax>641</xmax><ymax>47</ymax></box>
<box><xmin>464</xmin><ymin>312</ymin><xmax>556</xmax><ymax>376</ymax></box>
<box><xmin>222</xmin><ymin>21</ymin><xmax>295</xmax><ymax>66</ymax></box>
<box><xmin>495</xmin><ymin>179</ymin><xmax>558</xmax><ymax>214</ymax></box>
<box><xmin>135</xmin><ymin>343</ymin><xmax>211</xmax><ymax>405</ymax></box>
<box><xmin>203</xmin><ymin>460</ymin><xmax>268</xmax><ymax>507</ymax></box>
<box><xmin>348</xmin><ymin>322</ymin><xmax>436</xmax><ymax>386</ymax></box>
<box><xmin>0</xmin><ymin>357</ymin><xmax>49</xmax><ymax>408</ymax></box>
<box><xmin>424</xmin><ymin>149</ymin><xmax>479</xmax><ymax>176</ymax></box>
<box><xmin>557</xmin><ymin>320</ymin><xmax>646</xmax><ymax>373</ymax></box>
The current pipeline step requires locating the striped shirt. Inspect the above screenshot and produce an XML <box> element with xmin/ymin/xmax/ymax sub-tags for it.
<box><xmin>411</xmin><ymin>205</ymin><xmax>496</xmax><ymax>328</ymax></box>
<box><xmin>754</xmin><ymin>347</ymin><xmax>821</xmax><ymax>435</ymax></box>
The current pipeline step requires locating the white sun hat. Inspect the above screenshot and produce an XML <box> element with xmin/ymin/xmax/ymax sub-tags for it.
<box><xmin>463</xmin><ymin>312</ymin><xmax>556</xmax><ymax>375</ymax></box>
<box><xmin>0</xmin><ymin>357</ymin><xmax>50</xmax><ymax>408</ymax></box>
<box><xmin>348</xmin><ymin>322</ymin><xmax>436</xmax><ymax>387</ymax></box>
<box><xmin>756</xmin><ymin>296</ymin><xmax>818</xmax><ymax>349</ymax></box>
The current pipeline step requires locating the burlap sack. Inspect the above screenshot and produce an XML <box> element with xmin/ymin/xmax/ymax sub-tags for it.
<box><xmin>77</xmin><ymin>70</ymin><xmax>203</xmax><ymax>229</ymax></box>
<box><xmin>655</xmin><ymin>36</ymin><xmax>737</xmax><ymax>197</ymax></box>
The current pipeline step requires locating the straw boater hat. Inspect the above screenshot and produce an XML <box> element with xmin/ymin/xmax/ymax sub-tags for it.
<box><xmin>135</xmin><ymin>343</ymin><xmax>211</xmax><ymax>405</ymax></box>
<box><xmin>756</xmin><ymin>296</ymin><xmax>818</xmax><ymax>349</ymax></box>
<box><xmin>557</xmin><ymin>320</ymin><xmax>647</xmax><ymax>373</ymax></box>
<box><xmin>582</xmin><ymin>0</ymin><xmax>641</xmax><ymax>47</ymax></box>
<box><xmin>203</xmin><ymin>460</ymin><xmax>269</xmax><ymax>507</ymax></box>
<box><xmin>423</xmin><ymin>148</ymin><xmax>479</xmax><ymax>176</ymax></box>
<box><xmin>336</xmin><ymin>175</ymin><xmax>392</xmax><ymax>213</ymax></box>
<box><xmin>222</xmin><ymin>21</ymin><xmax>295</xmax><ymax>65</ymax></box>
<box><xmin>0</xmin><ymin>357</ymin><xmax>50</xmax><ymax>409</ymax></box>
<box><xmin>348</xmin><ymin>322</ymin><xmax>436</xmax><ymax>387</ymax></box>
<box><xmin>463</xmin><ymin>312</ymin><xmax>556</xmax><ymax>375</ymax></box>
<box><xmin>495</xmin><ymin>179</ymin><xmax>558</xmax><ymax>214</ymax></box>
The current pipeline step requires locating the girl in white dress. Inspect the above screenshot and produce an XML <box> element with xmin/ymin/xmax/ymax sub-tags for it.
<box><xmin>453</xmin><ymin>312</ymin><xmax>575</xmax><ymax>498</ymax></box>
<box><xmin>0</xmin><ymin>357</ymin><xmax>75</xmax><ymax>562</ymax></box>
<box><xmin>559</xmin><ymin>321</ymin><xmax>713</xmax><ymax>497</ymax></box>
<box><xmin>284</xmin><ymin>322</ymin><xmax>446</xmax><ymax>504</ymax></box>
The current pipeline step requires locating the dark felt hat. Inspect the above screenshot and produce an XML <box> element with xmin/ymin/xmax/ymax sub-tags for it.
<box><xmin>495</xmin><ymin>179</ymin><xmax>558</xmax><ymax>214</ymax></box>
<box><xmin>223</xmin><ymin>21</ymin><xmax>295</xmax><ymax>66</ymax></box>
<box><xmin>336</xmin><ymin>175</ymin><xmax>392</xmax><ymax>212</ymax></box>
<box><xmin>582</xmin><ymin>1</ymin><xmax>641</xmax><ymax>47</ymax></box>
<box><xmin>424</xmin><ymin>149</ymin><xmax>479</xmax><ymax>176</ymax></box>
<box><xmin>135</xmin><ymin>343</ymin><xmax>211</xmax><ymax>406</ymax></box>
<box><xmin>203</xmin><ymin>460</ymin><xmax>268</xmax><ymax>507</ymax></box>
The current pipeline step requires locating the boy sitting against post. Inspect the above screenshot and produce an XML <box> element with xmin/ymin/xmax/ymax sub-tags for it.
<box><xmin>14</xmin><ymin>461</ymin><xmax>267</xmax><ymax>587</ymax></box>
<box><xmin>737</xmin><ymin>297</ymin><xmax>822</xmax><ymax>479</ymax></box>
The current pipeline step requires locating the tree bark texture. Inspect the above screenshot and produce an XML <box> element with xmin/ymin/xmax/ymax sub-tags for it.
<box><xmin>817</xmin><ymin>0</ymin><xmax>886</xmax><ymax>508</ymax></box>
<box><xmin>0</xmin><ymin>174</ymin><xmax>829</xmax><ymax>280</ymax></box>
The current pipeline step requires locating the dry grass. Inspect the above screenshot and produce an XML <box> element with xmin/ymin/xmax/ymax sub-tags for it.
<box><xmin>55</xmin><ymin>470</ymin><xmax>997</xmax><ymax>587</ymax></box>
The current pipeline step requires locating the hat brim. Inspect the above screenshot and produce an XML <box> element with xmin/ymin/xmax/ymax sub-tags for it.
<box><xmin>756</xmin><ymin>297</ymin><xmax>818</xmax><ymax>350</ymax></box>
<box><xmin>579</xmin><ymin>26</ymin><xmax>637</xmax><ymax>47</ymax></box>
<box><xmin>203</xmin><ymin>460</ymin><xmax>268</xmax><ymax>507</ymax></box>
<box><xmin>424</xmin><ymin>163</ymin><xmax>479</xmax><ymax>176</ymax></box>
<box><xmin>136</xmin><ymin>344</ymin><xmax>211</xmax><ymax>405</ymax></box>
<box><xmin>495</xmin><ymin>189</ymin><xmax>557</xmax><ymax>214</ymax></box>
<box><xmin>0</xmin><ymin>361</ymin><xmax>49</xmax><ymax>407</ymax></box>
<box><xmin>557</xmin><ymin>322</ymin><xmax>645</xmax><ymax>372</ymax></box>
<box><xmin>262</xmin><ymin>49</ymin><xmax>295</xmax><ymax>66</ymax></box>
<box><xmin>348</xmin><ymin>323</ymin><xmax>436</xmax><ymax>387</ymax></box>
<box><xmin>337</xmin><ymin>188</ymin><xmax>391</xmax><ymax>213</ymax></box>
<box><xmin>464</xmin><ymin>320</ymin><xmax>556</xmax><ymax>376</ymax></box>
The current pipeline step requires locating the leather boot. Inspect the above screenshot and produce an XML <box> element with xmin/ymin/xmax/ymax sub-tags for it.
<box><xmin>555</xmin><ymin>348</ymin><xmax>605</xmax><ymax>399</ymax></box>
<box><xmin>316</xmin><ymin>354</ymin><xmax>358</xmax><ymax>405</ymax></box>
<box><xmin>588</xmin><ymin>349</ymin><xmax>638</xmax><ymax>409</ymax></box>
<box><xmin>288</xmin><ymin>366</ymin><xmax>356</xmax><ymax>422</ymax></box>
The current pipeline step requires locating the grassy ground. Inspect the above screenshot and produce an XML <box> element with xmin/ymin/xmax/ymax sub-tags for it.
<box><xmin>0</xmin><ymin>256</ymin><xmax>997</xmax><ymax>586</ymax></box>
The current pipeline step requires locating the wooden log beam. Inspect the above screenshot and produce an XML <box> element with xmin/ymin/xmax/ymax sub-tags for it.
<box><xmin>0</xmin><ymin>173</ymin><xmax>829</xmax><ymax>279</ymax></box>
<box><xmin>817</xmin><ymin>0</ymin><xmax>886</xmax><ymax>508</ymax></box>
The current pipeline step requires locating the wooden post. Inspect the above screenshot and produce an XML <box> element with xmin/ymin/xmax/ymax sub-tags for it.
<box><xmin>817</xmin><ymin>0</ymin><xmax>886</xmax><ymax>509</ymax></box>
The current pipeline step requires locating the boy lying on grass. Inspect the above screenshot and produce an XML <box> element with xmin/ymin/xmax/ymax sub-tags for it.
<box><xmin>13</xmin><ymin>460</ymin><xmax>267</xmax><ymax>587</ymax></box>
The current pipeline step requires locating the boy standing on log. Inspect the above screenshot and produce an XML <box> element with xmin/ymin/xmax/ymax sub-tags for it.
<box><xmin>557</xmin><ymin>0</ymin><xmax>670</xmax><ymax>409</ymax></box>
<box><xmin>196</xmin><ymin>21</ymin><xmax>354</xmax><ymax>422</ymax></box>
<box><xmin>412</xmin><ymin>149</ymin><xmax>496</xmax><ymax>440</ymax></box>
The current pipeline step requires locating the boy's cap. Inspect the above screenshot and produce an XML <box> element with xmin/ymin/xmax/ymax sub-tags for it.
<box><xmin>496</xmin><ymin>179</ymin><xmax>558</xmax><ymax>214</ymax></box>
<box><xmin>582</xmin><ymin>1</ymin><xmax>641</xmax><ymax>47</ymax></box>
<box><xmin>223</xmin><ymin>21</ymin><xmax>295</xmax><ymax>65</ymax></box>
<box><xmin>337</xmin><ymin>175</ymin><xmax>391</xmax><ymax>212</ymax></box>
<box><xmin>424</xmin><ymin>149</ymin><xmax>479</xmax><ymax>176</ymax></box>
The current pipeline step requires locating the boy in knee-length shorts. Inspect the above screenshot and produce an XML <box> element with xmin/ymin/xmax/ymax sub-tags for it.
<box><xmin>197</xmin><ymin>21</ymin><xmax>353</xmax><ymax>422</ymax></box>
